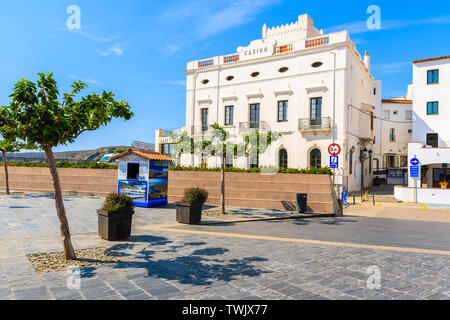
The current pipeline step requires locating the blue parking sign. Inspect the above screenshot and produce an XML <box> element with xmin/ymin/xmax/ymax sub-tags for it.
<box><xmin>330</xmin><ymin>156</ymin><xmax>338</xmax><ymax>168</ymax></box>
<box><xmin>410</xmin><ymin>165</ymin><xmax>419</xmax><ymax>178</ymax></box>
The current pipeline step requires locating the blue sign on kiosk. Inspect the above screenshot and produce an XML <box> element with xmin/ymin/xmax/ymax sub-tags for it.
<box><xmin>111</xmin><ymin>149</ymin><xmax>174</xmax><ymax>207</ymax></box>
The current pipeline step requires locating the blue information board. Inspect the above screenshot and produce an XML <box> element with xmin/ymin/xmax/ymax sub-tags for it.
<box><xmin>410</xmin><ymin>165</ymin><xmax>419</xmax><ymax>178</ymax></box>
<box><xmin>330</xmin><ymin>156</ymin><xmax>338</xmax><ymax>169</ymax></box>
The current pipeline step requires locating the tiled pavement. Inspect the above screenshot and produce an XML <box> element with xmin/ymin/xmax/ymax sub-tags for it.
<box><xmin>0</xmin><ymin>193</ymin><xmax>449</xmax><ymax>300</ymax></box>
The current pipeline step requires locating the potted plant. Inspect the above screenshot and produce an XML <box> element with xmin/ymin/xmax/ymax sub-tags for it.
<box><xmin>97</xmin><ymin>193</ymin><xmax>134</xmax><ymax>240</ymax></box>
<box><xmin>176</xmin><ymin>187</ymin><xmax>208</xmax><ymax>224</ymax></box>
<box><xmin>439</xmin><ymin>181</ymin><xmax>448</xmax><ymax>189</ymax></box>
<box><xmin>422</xmin><ymin>178</ymin><xmax>428</xmax><ymax>188</ymax></box>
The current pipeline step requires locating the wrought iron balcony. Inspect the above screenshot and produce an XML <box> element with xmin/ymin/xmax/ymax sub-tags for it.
<box><xmin>239</xmin><ymin>121</ymin><xmax>270</xmax><ymax>133</ymax></box>
<box><xmin>298</xmin><ymin>117</ymin><xmax>332</xmax><ymax>132</ymax></box>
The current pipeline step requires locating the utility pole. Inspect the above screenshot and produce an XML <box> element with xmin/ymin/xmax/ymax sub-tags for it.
<box><xmin>330</xmin><ymin>50</ymin><xmax>337</xmax><ymax>189</ymax></box>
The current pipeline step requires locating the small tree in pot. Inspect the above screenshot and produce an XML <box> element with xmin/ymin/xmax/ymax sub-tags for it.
<box><xmin>98</xmin><ymin>193</ymin><xmax>134</xmax><ymax>240</ymax></box>
<box><xmin>176</xmin><ymin>187</ymin><xmax>208</xmax><ymax>224</ymax></box>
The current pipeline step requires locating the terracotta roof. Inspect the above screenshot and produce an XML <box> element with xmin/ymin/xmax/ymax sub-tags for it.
<box><xmin>110</xmin><ymin>149</ymin><xmax>175</xmax><ymax>162</ymax></box>
<box><xmin>413</xmin><ymin>55</ymin><xmax>450</xmax><ymax>64</ymax></box>
<box><xmin>382</xmin><ymin>99</ymin><xmax>412</xmax><ymax>104</ymax></box>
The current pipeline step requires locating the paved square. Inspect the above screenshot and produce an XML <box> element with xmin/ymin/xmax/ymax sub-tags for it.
<box><xmin>0</xmin><ymin>193</ymin><xmax>449</xmax><ymax>300</ymax></box>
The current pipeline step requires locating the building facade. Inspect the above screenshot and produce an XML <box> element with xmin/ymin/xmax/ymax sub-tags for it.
<box><xmin>157</xmin><ymin>14</ymin><xmax>378</xmax><ymax>191</ymax></box>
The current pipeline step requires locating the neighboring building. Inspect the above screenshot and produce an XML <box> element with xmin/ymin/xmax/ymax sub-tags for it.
<box><xmin>155</xmin><ymin>129</ymin><xmax>179</xmax><ymax>164</ymax></box>
<box><xmin>157</xmin><ymin>14</ymin><xmax>378</xmax><ymax>191</ymax></box>
<box><xmin>395</xmin><ymin>55</ymin><xmax>450</xmax><ymax>204</ymax></box>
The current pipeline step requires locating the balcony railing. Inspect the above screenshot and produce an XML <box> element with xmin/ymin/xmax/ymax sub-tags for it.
<box><xmin>223</xmin><ymin>54</ymin><xmax>239</xmax><ymax>64</ymax></box>
<box><xmin>417</xmin><ymin>141</ymin><xmax>450</xmax><ymax>148</ymax></box>
<box><xmin>239</xmin><ymin>121</ymin><xmax>270</xmax><ymax>133</ymax></box>
<box><xmin>274</xmin><ymin>44</ymin><xmax>293</xmax><ymax>55</ymax></box>
<box><xmin>198</xmin><ymin>59</ymin><xmax>214</xmax><ymax>69</ymax></box>
<box><xmin>298</xmin><ymin>117</ymin><xmax>332</xmax><ymax>132</ymax></box>
<box><xmin>305</xmin><ymin>36</ymin><xmax>329</xmax><ymax>48</ymax></box>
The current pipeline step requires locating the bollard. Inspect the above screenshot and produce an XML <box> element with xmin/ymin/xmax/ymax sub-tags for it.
<box><xmin>353</xmin><ymin>194</ymin><xmax>356</xmax><ymax>205</ymax></box>
<box><xmin>373</xmin><ymin>194</ymin><xmax>375</xmax><ymax>206</ymax></box>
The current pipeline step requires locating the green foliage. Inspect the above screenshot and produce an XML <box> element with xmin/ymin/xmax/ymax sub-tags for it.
<box><xmin>0</xmin><ymin>73</ymin><xmax>134</xmax><ymax>148</ymax></box>
<box><xmin>113</xmin><ymin>149</ymin><xmax>126</xmax><ymax>154</ymax></box>
<box><xmin>0</xmin><ymin>161</ymin><xmax>118</xmax><ymax>169</ymax></box>
<box><xmin>182</xmin><ymin>187</ymin><xmax>209</xmax><ymax>205</ymax></box>
<box><xmin>169</xmin><ymin>165</ymin><xmax>333</xmax><ymax>175</ymax></box>
<box><xmin>101</xmin><ymin>193</ymin><xmax>134</xmax><ymax>214</ymax></box>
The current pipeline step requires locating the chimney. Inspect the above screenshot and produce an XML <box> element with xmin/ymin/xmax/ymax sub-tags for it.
<box><xmin>364</xmin><ymin>51</ymin><xmax>371</xmax><ymax>72</ymax></box>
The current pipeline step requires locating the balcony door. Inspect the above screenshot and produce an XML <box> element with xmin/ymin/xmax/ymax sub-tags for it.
<box><xmin>249</xmin><ymin>103</ymin><xmax>260</xmax><ymax>128</ymax></box>
<box><xmin>310</xmin><ymin>97</ymin><xmax>322</xmax><ymax>127</ymax></box>
<box><xmin>426</xmin><ymin>133</ymin><xmax>438</xmax><ymax>148</ymax></box>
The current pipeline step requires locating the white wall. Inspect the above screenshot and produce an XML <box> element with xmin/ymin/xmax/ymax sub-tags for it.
<box><xmin>395</xmin><ymin>185</ymin><xmax>450</xmax><ymax>204</ymax></box>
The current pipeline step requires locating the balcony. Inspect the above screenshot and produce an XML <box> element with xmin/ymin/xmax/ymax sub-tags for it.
<box><xmin>239</xmin><ymin>121</ymin><xmax>270</xmax><ymax>134</ymax></box>
<box><xmin>223</xmin><ymin>54</ymin><xmax>239</xmax><ymax>64</ymax></box>
<box><xmin>274</xmin><ymin>44</ymin><xmax>293</xmax><ymax>55</ymax></box>
<box><xmin>298</xmin><ymin>117</ymin><xmax>331</xmax><ymax>133</ymax></box>
<box><xmin>198</xmin><ymin>59</ymin><xmax>214</xmax><ymax>69</ymax></box>
<box><xmin>305</xmin><ymin>36</ymin><xmax>329</xmax><ymax>48</ymax></box>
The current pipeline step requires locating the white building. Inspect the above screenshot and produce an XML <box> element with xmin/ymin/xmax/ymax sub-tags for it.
<box><xmin>395</xmin><ymin>55</ymin><xmax>450</xmax><ymax>204</ymax></box>
<box><xmin>157</xmin><ymin>14</ymin><xmax>379</xmax><ymax>192</ymax></box>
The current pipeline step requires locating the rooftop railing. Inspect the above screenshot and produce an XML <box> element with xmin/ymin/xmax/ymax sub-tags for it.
<box><xmin>198</xmin><ymin>59</ymin><xmax>214</xmax><ymax>69</ymax></box>
<box><xmin>305</xmin><ymin>36</ymin><xmax>330</xmax><ymax>48</ymax></box>
<box><xmin>223</xmin><ymin>54</ymin><xmax>239</xmax><ymax>64</ymax></box>
<box><xmin>274</xmin><ymin>44</ymin><xmax>293</xmax><ymax>55</ymax></box>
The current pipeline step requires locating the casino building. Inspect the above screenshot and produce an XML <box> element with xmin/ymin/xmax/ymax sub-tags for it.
<box><xmin>156</xmin><ymin>14</ymin><xmax>379</xmax><ymax>192</ymax></box>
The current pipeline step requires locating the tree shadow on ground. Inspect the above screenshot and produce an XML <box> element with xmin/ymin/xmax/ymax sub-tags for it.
<box><xmin>83</xmin><ymin>234</ymin><xmax>270</xmax><ymax>286</ymax></box>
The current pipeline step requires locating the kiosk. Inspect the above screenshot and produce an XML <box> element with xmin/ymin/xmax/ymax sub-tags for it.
<box><xmin>110</xmin><ymin>149</ymin><xmax>174</xmax><ymax>207</ymax></box>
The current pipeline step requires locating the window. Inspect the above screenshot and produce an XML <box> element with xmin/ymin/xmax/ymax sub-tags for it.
<box><xmin>225</xmin><ymin>153</ymin><xmax>233</xmax><ymax>168</ymax></box>
<box><xmin>310</xmin><ymin>149</ymin><xmax>321</xmax><ymax>168</ymax></box>
<box><xmin>279</xmin><ymin>149</ymin><xmax>288</xmax><ymax>169</ymax></box>
<box><xmin>127</xmin><ymin>163</ymin><xmax>139</xmax><ymax>180</ymax></box>
<box><xmin>427</xmin><ymin>101</ymin><xmax>439</xmax><ymax>115</ymax></box>
<box><xmin>349</xmin><ymin>149</ymin><xmax>353</xmax><ymax>174</ymax></box>
<box><xmin>226</xmin><ymin>75</ymin><xmax>234</xmax><ymax>81</ymax></box>
<box><xmin>310</xmin><ymin>97</ymin><xmax>322</xmax><ymax>126</ymax></box>
<box><xmin>225</xmin><ymin>106</ymin><xmax>234</xmax><ymax>125</ymax></box>
<box><xmin>201</xmin><ymin>79</ymin><xmax>209</xmax><ymax>84</ymax></box>
<box><xmin>383</xmin><ymin>110</ymin><xmax>390</xmax><ymax>120</ymax></box>
<box><xmin>201</xmin><ymin>108</ymin><xmax>208</xmax><ymax>131</ymax></box>
<box><xmin>249</xmin><ymin>103</ymin><xmax>260</xmax><ymax>128</ymax></box>
<box><xmin>373</xmin><ymin>88</ymin><xmax>377</xmax><ymax>95</ymax></box>
<box><xmin>278</xmin><ymin>67</ymin><xmax>289</xmax><ymax>73</ymax></box>
<box><xmin>250</xmin><ymin>72</ymin><xmax>260</xmax><ymax>77</ymax></box>
<box><xmin>161</xmin><ymin>143</ymin><xmax>174</xmax><ymax>156</ymax></box>
<box><xmin>393</xmin><ymin>110</ymin><xmax>398</xmax><ymax>115</ymax></box>
<box><xmin>426</xmin><ymin>133</ymin><xmax>438</xmax><ymax>148</ymax></box>
<box><xmin>278</xmin><ymin>101</ymin><xmax>288</xmax><ymax>122</ymax></box>
<box><xmin>408</xmin><ymin>129</ymin><xmax>412</xmax><ymax>134</ymax></box>
<box><xmin>427</xmin><ymin>69</ymin><xmax>439</xmax><ymax>84</ymax></box>
<box><xmin>405</xmin><ymin>110</ymin><xmax>412</xmax><ymax>120</ymax></box>
<box><xmin>389</xmin><ymin>128</ymin><xmax>396</xmax><ymax>142</ymax></box>
<box><xmin>311</xmin><ymin>61</ymin><xmax>323</xmax><ymax>68</ymax></box>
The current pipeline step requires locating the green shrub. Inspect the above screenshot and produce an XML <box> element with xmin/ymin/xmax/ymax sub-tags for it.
<box><xmin>0</xmin><ymin>161</ymin><xmax>117</xmax><ymax>169</ymax></box>
<box><xmin>101</xmin><ymin>193</ymin><xmax>134</xmax><ymax>214</ymax></box>
<box><xmin>182</xmin><ymin>187</ymin><xmax>208</xmax><ymax>205</ymax></box>
<box><xmin>169</xmin><ymin>165</ymin><xmax>332</xmax><ymax>175</ymax></box>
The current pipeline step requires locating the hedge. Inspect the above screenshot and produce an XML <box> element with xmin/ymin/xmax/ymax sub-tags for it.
<box><xmin>0</xmin><ymin>161</ymin><xmax>118</xmax><ymax>169</ymax></box>
<box><xmin>169</xmin><ymin>165</ymin><xmax>332</xmax><ymax>175</ymax></box>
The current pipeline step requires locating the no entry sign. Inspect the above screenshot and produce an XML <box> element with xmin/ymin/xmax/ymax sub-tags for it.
<box><xmin>328</xmin><ymin>143</ymin><xmax>341</xmax><ymax>156</ymax></box>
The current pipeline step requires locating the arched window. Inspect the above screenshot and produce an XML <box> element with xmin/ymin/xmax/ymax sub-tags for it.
<box><xmin>279</xmin><ymin>149</ymin><xmax>288</xmax><ymax>169</ymax></box>
<box><xmin>310</xmin><ymin>149</ymin><xmax>321</xmax><ymax>168</ymax></box>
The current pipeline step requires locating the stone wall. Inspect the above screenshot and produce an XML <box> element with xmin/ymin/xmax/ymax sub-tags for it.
<box><xmin>0</xmin><ymin>166</ymin><xmax>117</xmax><ymax>196</ymax></box>
<box><xmin>168</xmin><ymin>171</ymin><xmax>339</xmax><ymax>214</ymax></box>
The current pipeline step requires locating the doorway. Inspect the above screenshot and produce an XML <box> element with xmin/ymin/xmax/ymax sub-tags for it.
<box><xmin>127</xmin><ymin>163</ymin><xmax>140</xmax><ymax>180</ymax></box>
<box><xmin>432</xmin><ymin>168</ymin><xmax>450</xmax><ymax>188</ymax></box>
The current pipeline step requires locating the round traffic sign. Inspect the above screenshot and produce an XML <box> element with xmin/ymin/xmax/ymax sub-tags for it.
<box><xmin>328</xmin><ymin>143</ymin><xmax>341</xmax><ymax>156</ymax></box>
<box><xmin>410</xmin><ymin>158</ymin><xmax>419</xmax><ymax>166</ymax></box>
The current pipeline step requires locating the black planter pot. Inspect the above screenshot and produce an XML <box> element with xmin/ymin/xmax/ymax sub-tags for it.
<box><xmin>97</xmin><ymin>209</ymin><xmax>133</xmax><ymax>240</ymax></box>
<box><xmin>176</xmin><ymin>202</ymin><xmax>202</xmax><ymax>224</ymax></box>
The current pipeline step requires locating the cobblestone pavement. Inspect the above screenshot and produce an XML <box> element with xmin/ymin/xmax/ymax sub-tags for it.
<box><xmin>0</xmin><ymin>193</ymin><xmax>449</xmax><ymax>300</ymax></box>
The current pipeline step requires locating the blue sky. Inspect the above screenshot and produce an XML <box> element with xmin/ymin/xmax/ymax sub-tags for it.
<box><xmin>0</xmin><ymin>0</ymin><xmax>449</xmax><ymax>152</ymax></box>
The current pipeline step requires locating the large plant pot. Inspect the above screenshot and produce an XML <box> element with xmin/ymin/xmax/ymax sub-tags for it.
<box><xmin>97</xmin><ymin>209</ymin><xmax>133</xmax><ymax>240</ymax></box>
<box><xmin>441</xmin><ymin>185</ymin><xmax>448</xmax><ymax>189</ymax></box>
<box><xmin>176</xmin><ymin>202</ymin><xmax>202</xmax><ymax>224</ymax></box>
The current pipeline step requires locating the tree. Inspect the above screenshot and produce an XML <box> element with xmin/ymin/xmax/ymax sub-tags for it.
<box><xmin>0</xmin><ymin>138</ymin><xmax>36</xmax><ymax>194</ymax></box>
<box><xmin>0</xmin><ymin>73</ymin><xmax>133</xmax><ymax>259</ymax></box>
<box><xmin>173</xmin><ymin>123</ymin><xmax>279</xmax><ymax>214</ymax></box>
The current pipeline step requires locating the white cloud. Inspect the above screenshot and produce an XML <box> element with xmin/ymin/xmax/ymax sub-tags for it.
<box><xmin>324</xmin><ymin>14</ymin><xmax>450</xmax><ymax>35</ymax></box>
<box><xmin>97</xmin><ymin>45</ymin><xmax>124</xmax><ymax>56</ymax></box>
<box><xmin>67</xmin><ymin>74</ymin><xmax>100</xmax><ymax>84</ymax></box>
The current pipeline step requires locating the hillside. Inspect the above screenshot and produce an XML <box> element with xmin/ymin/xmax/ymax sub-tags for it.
<box><xmin>6</xmin><ymin>146</ymin><xmax>131</xmax><ymax>162</ymax></box>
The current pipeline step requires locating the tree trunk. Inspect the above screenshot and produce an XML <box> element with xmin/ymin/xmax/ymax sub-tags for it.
<box><xmin>43</xmin><ymin>145</ymin><xmax>76</xmax><ymax>260</ymax></box>
<box><xmin>221</xmin><ymin>153</ymin><xmax>225</xmax><ymax>215</ymax></box>
<box><xmin>2</xmin><ymin>149</ymin><xmax>9</xmax><ymax>194</ymax></box>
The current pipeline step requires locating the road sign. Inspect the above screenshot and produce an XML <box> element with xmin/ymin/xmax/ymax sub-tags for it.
<box><xmin>410</xmin><ymin>165</ymin><xmax>419</xmax><ymax>178</ymax></box>
<box><xmin>330</xmin><ymin>156</ymin><xmax>339</xmax><ymax>168</ymax></box>
<box><xmin>328</xmin><ymin>143</ymin><xmax>341</xmax><ymax>156</ymax></box>
<box><xmin>410</xmin><ymin>158</ymin><xmax>419</xmax><ymax>166</ymax></box>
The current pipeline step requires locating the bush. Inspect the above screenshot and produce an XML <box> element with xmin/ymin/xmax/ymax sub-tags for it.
<box><xmin>101</xmin><ymin>193</ymin><xmax>134</xmax><ymax>214</ymax></box>
<box><xmin>169</xmin><ymin>165</ymin><xmax>332</xmax><ymax>175</ymax></box>
<box><xmin>0</xmin><ymin>161</ymin><xmax>118</xmax><ymax>169</ymax></box>
<box><xmin>182</xmin><ymin>187</ymin><xmax>208</xmax><ymax>205</ymax></box>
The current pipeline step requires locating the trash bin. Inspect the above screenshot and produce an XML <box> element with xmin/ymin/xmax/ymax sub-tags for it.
<box><xmin>296</xmin><ymin>193</ymin><xmax>307</xmax><ymax>213</ymax></box>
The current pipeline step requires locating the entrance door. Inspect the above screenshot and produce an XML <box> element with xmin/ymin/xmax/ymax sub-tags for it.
<box><xmin>433</xmin><ymin>168</ymin><xmax>450</xmax><ymax>188</ymax></box>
